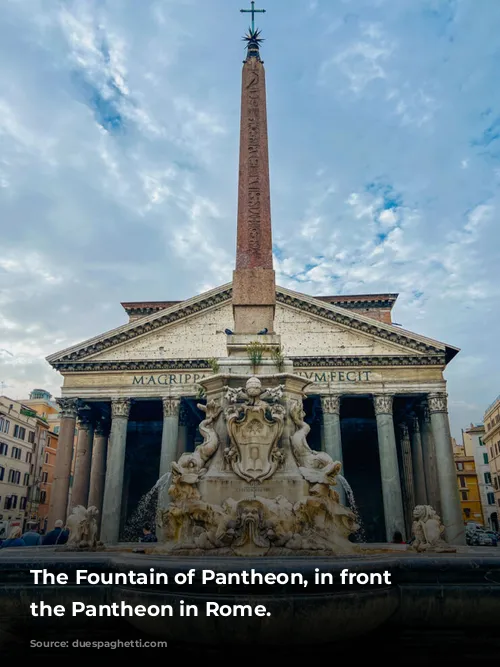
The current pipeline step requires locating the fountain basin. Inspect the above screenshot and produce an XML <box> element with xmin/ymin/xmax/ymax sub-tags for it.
<box><xmin>1</xmin><ymin>548</ymin><xmax>500</xmax><ymax>644</ymax></box>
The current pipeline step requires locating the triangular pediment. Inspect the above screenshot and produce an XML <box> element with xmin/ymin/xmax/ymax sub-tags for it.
<box><xmin>46</xmin><ymin>282</ymin><xmax>458</xmax><ymax>370</ymax></box>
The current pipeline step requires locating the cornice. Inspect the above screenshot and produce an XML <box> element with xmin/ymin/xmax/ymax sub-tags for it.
<box><xmin>50</xmin><ymin>359</ymin><xmax>212</xmax><ymax>372</ymax></box>
<box><xmin>46</xmin><ymin>286</ymin><xmax>232</xmax><ymax>365</ymax></box>
<box><xmin>276</xmin><ymin>290</ymin><xmax>446</xmax><ymax>356</ymax></box>
<box><xmin>291</xmin><ymin>355</ymin><xmax>446</xmax><ymax>367</ymax></box>
<box><xmin>46</xmin><ymin>282</ymin><xmax>457</xmax><ymax>368</ymax></box>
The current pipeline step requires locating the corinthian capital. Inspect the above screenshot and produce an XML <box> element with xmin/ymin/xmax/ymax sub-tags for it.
<box><xmin>428</xmin><ymin>392</ymin><xmax>448</xmax><ymax>414</ymax></box>
<box><xmin>321</xmin><ymin>395</ymin><xmax>340</xmax><ymax>415</ymax></box>
<box><xmin>162</xmin><ymin>396</ymin><xmax>180</xmax><ymax>418</ymax></box>
<box><xmin>111</xmin><ymin>397</ymin><xmax>131</xmax><ymax>419</ymax></box>
<box><xmin>56</xmin><ymin>397</ymin><xmax>79</xmax><ymax>419</ymax></box>
<box><xmin>373</xmin><ymin>394</ymin><xmax>393</xmax><ymax>416</ymax></box>
<box><xmin>77</xmin><ymin>405</ymin><xmax>93</xmax><ymax>430</ymax></box>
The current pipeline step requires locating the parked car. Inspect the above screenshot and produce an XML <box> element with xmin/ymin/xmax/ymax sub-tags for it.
<box><xmin>484</xmin><ymin>530</ymin><xmax>498</xmax><ymax>546</ymax></box>
<box><xmin>465</xmin><ymin>524</ymin><xmax>495</xmax><ymax>546</ymax></box>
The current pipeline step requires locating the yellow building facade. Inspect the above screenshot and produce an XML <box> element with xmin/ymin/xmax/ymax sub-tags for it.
<box><xmin>453</xmin><ymin>439</ymin><xmax>484</xmax><ymax>524</ymax></box>
<box><xmin>484</xmin><ymin>396</ymin><xmax>500</xmax><ymax>516</ymax></box>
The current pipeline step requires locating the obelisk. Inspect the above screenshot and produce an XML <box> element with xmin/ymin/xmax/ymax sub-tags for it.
<box><xmin>232</xmin><ymin>19</ymin><xmax>276</xmax><ymax>334</ymax></box>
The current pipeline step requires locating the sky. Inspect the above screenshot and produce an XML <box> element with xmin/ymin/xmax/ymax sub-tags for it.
<box><xmin>0</xmin><ymin>0</ymin><xmax>499</xmax><ymax>439</ymax></box>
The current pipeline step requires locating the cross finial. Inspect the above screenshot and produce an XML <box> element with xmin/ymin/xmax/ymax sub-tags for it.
<box><xmin>240</xmin><ymin>1</ymin><xmax>266</xmax><ymax>33</ymax></box>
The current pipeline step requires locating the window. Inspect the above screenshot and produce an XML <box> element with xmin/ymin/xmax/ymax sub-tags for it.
<box><xmin>28</xmin><ymin>431</ymin><xmax>35</xmax><ymax>444</ymax></box>
<box><xmin>13</xmin><ymin>425</ymin><xmax>25</xmax><ymax>440</ymax></box>
<box><xmin>0</xmin><ymin>418</ymin><xmax>9</xmax><ymax>434</ymax></box>
<box><xmin>23</xmin><ymin>472</ymin><xmax>30</xmax><ymax>486</ymax></box>
<box><xmin>461</xmin><ymin>490</ymin><xmax>468</xmax><ymax>500</ymax></box>
<box><xmin>456</xmin><ymin>462</ymin><xmax>464</xmax><ymax>471</ymax></box>
<box><xmin>0</xmin><ymin>442</ymin><xmax>8</xmax><ymax>456</ymax></box>
<box><xmin>40</xmin><ymin>490</ymin><xmax>46</xmax><ymax>504</ymax></box>
<box><xmin>495</xmin><ymin>478</ymin><xmax>499</xmax><ymax>490</ymax></box>
<box><xmin>479</xmin><ymin>437</ymin><xmax>484</xmax><ymax>446</ymax></box>
<box><xmin>484</xmin><ymin>453</ymin><xmax>489</xmax><ymax>464</ymax></box>
<box><xmin>485</xmin><ymin>472</ymin><xmax>492</xmax><ymax>484</ymax></box>
<box><xmin>53</xmin><ymin>426</ymin><xmax>59</xmax><ymax>434</ymax></box>
<box><xmin>8</xmin><ymin>470</ymin><xmax>21</xmax><ymax>484</ymax></box>
<box><xmin>459</xmin><ymin>476</ymin><xmax>466</xmax><ymax>488</ymax></box>
<box><xmin>45</xmin><ymin>452</ymin><xmax>49</xmax><ymax>464</ymax></box>
<box><xmin>491</xmin><ymin>447</ymin><xmax>495</xmax><ymax>459</ymax></box>
<box><xmin>487</xmin><ymin>492</ymin><xmax>495</xmax><ymax>505</ymax></box>
<box><xmin>11</xmin><ymin>495</ymin><xmax>17</xmax><ymax>509</ymax></box>
<box><xmin>42</xmin><ymin>471</ymin><xmax>48</xmax><ymax>483</ymax></box>
<box><xmin>11</xmin><ymin>447</ymin><xmax>21</xmax><ymax>460</ymax></box>
<box><xmin>464</xmin><ymin>508</ymin><xmax>471</xmax><ymax>518</ymax></box>
<box><xmin>0</xmin><ymin>466</ymin><xmax>4</xmax><ymax>481</ymax></box>
<box><xmin>20</xmin><ymin>497</ymin><xmax>27</xmax><ymax>510</ymax></box>
<box><xmin>4</xmin><ymin>496</ymin><xmax>12</xmax><ymax>510</ymax></box>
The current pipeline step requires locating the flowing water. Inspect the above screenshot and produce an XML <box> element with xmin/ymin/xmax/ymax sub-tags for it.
<box><xmin>121</xmin><ymin>472</ymin><xmax>171</xmax><ymax>541</ymax></box>
<box><xmin>337</xmin><ymin>474</ymin><xmax>367</xmax><ymax>543</ymax></box>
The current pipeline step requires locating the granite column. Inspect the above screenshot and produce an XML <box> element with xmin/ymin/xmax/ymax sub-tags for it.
<box><xmin>48</xmin><ymin>398</ymin><xmax>78</xmax><ymax>527</ymax></box>
<box><xmin>399</xmin><ymin>423</ymin><xmax>415</xmax><ymax>535</ymax></box>
<box><xmin>410</xmin><ymin>416</ymin><xmax>427</xmax><ymax>506</ymax></box>
<box><xmin>428</xmin><ymin>392</ymin><xmax>466</xmax><ymax>545</ymax></box>
<box><xmin>88</xmin><ymin>419</ymin><xmax>109</xmax><ymax>533</ymax></box>
<box><xmin>321</xmin><ymin>395</ymin><xmax>345</xmax><ymax>505</ymax></box>
<box><xmin>70</xmin><ymin>408</ymin><xmax>93</xmax><ymax>510</ymax></box>
<box><xmin>100</xmin><ymin>398</ymin><xmax>131</xmax><ymax>544</ymax></box>
<box><xmin>374</xmin><ymin>395</ymin><xmax>406</xmax><ymax>541</ymax></box>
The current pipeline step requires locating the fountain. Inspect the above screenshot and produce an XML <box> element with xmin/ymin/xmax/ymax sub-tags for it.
<box><xmin>155</xmin><ymin>375</ymin><xmax>359</xmax><ymax>556</ymax></box>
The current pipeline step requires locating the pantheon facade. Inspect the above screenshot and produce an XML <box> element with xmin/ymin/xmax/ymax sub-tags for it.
<box><xmin>46</xmin><ymin>286</ymin><xmax>461</xmax><ymax>544</ymax></box>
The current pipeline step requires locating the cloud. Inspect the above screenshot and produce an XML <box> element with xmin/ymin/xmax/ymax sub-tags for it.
<box><xmin>1</xmin><ymin>0</ymin><xmax>499</xmax><ymax>441</ymax></box>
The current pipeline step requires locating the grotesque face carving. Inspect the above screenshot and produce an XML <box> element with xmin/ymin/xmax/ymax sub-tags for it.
<box><xmin>246</xmin><ymin>376</ymin><xmax>262</xmax><ymax>398</ymax></box>
<box><xmin>237</xmin><ymin>500</ymin><xmax>263</xmax><ymax>526</ymax></box>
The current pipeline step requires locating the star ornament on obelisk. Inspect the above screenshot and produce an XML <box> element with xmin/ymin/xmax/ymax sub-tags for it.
<box><xmin>232</xmin><ymin>1</ymin><xmax>277</xmax><ymax>337</ymax></box>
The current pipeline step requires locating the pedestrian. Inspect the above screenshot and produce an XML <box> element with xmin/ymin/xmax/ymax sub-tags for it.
<box><xmin>42</xmin><ymin>519</ymin><xmax>69</xmax><ymax>545</ymax></box>
<box><xmin>140</xmin><ymin>523</ymin><xmax>158</xmax><ymax>543</ymax></box>
<box><xmin>0</xmin><ymin>526</ymin><xmax>26</xmax><ymax>548</ymax></box>
<box><xmin>22</xmin><ymin>523</ymin><xmax>42</xmax><ymax>546</ymax></box>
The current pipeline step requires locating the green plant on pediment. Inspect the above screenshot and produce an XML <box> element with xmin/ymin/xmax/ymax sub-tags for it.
<box><xmin>271</xmin><ymin>345</ymin><xmax>285</xmax><ymax>372</ymax></box>
<box><xmin>207</xmin><ymin>357</ymin><xmax>220</xmax><ymax>374</ymax></box>
<box><xmin>246</xmin><ymin>340</ymin><xmax>265</xmax><ymax>372</ymax></box>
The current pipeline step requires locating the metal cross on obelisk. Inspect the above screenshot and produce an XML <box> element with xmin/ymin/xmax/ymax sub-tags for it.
<box><xmin>240</xmin><ymin>1</ymin><xmax>266</xmax><ymax>32</ymax></box>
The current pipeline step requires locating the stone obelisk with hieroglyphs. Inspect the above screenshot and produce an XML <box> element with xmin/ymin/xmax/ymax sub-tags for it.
<box><xmin>232</xmin><ymin>18</ymin><xmax>276</xmax><ymax>335</ymax></box>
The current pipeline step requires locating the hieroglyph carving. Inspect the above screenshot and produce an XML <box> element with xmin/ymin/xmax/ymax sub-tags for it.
<box><xmin>428</xmin><ymin>392</ymin><xmax>448</xmax><ymax>414</ymax></box>
<box><xmin>224</xmin><ymin>377</ymin><xmax>285</xmax><ymax>483</ymax></box>
<box><xmin>111</xmin><ymin>397</ymin><xmax>131</xmax><ymax>419</ymax></box>
<box><xmin>247</xmin><ymin>64</ymin><xmax>260</xmax><ymax>252</ymax></box>
<box><xmin>56</xmin><ymin>398</ymin><xmax>79</xmax><ymax>420</ymax></box>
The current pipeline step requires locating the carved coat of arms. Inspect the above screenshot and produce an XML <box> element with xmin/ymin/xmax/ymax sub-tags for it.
<box><xmin>224</xmin><ymin>377</ymin><xmax>285</xmax><ymax>483</ymax></box>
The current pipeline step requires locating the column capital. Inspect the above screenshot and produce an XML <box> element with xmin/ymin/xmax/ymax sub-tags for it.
<box><xmin>321</xmin><ymin>394</ymin><xmax>341</xmax><ymax>415</ymax></box>
<box><xmin>162</xmin><ymin>396</ymin><xmax>180</xmax><ymax>418</ymax></box>
<box><xmin>428</xmin><ymin>392</ymin><xmax>448</xmax><ymax>414</ymax></box>
<box><xmin>373</xmin><ymin>394</ymin><xmax>393</xmax><ymax>416</ymax></box>
<box><xmin>56</xmin><ymin>397</ymin><xmax>79</xmax><ymax>419</ymax></box>
<box><xmin>111</xmin><ymin>397</ymin><xmax>131</xmax><ymax>418</ymax></box>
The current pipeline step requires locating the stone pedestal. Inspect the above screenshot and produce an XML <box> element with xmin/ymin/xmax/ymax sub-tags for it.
<box><xmin>70</xmin><ymin>410</ymin><xmax>93</xmax><ymax>510</ymax></box>
<box><xmin>100</xmin><ymin>398</ymin><xmax>131</xmax><ymax>544</ymax></box>
<box><xmin>321</xmin><ymin>395</ymin><xmax>345</xmax><ymax>506</ymax></box>
<box><xmin>48</xmin><ymin>398</ymin><xmax>78</xmax><ymax>527</ymax></box>
<box><xmin>374</xmin><ymin>395</ymin><xmax>406</xmax><ymax>541</ymax></box>
<box><xmin>428</xmin><ymin>392</ymin><xmax>466</xmax><ymax>545</ymax></box>
<box><xmin>88</xmin><ymin>420</ymin><xmax>109</xmax><ymax>533</ymax></box>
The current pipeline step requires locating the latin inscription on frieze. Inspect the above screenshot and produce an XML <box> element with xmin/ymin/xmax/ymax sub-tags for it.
<box><xmin>132</xmin><ymin>373</ymin><xmax>207</xmax><ymax>386</ymax></box>
<box><xmin>296</xmin><ymin>370</ymin><xmax>372</xmax><ymax>382</ymax></box>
